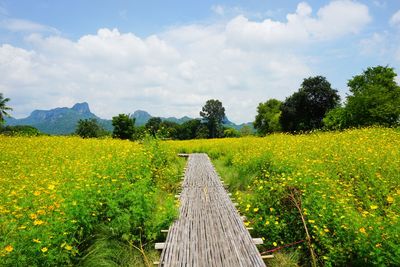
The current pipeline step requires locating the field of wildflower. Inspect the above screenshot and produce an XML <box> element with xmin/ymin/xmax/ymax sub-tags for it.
<box><xmin>1</xmin><ymin>128</ymin><xmax>399</xmax><ymax>266</ymax></box>
<box><xmin>0</xmin><ymin>136</ymin><xmax>182</xmax><ymax>266</ymax></box>
<box><xmin>168</xmin><ymin>128</ymin><xmax>400</xmax><ymax>266</ymax></box>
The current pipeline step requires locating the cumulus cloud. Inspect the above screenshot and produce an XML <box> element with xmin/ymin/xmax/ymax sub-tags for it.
<box><xmin>1</xmin><ymin>1</ymin><xmax>372</xmax><ymax>123</ymax></box>
<box><xmin>225</xmin><ymin>0</ymin><xmax>370</xmax><ymax>49</ymax></box>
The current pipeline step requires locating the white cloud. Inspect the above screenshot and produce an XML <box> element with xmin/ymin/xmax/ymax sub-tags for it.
<box><xmin>390</xmin><ymin>10</ymin><xmax>400</xmax><ymax>27</ymax></box>
<box><xmin>225</xmin><ymin>0</ymin><xmax>370</xmax><ymax>50</ymax></box>
<box><xmin>0</xmin><ymin>18</ymin><xmax>59</xmax><ymax>34</ymax></box>
<box><xmin>1</xmin><ymin>1</ymin><xmax>372</xmax><ymax>123</ymax></box>
<box><xmin>315</xmin><ymin>0</ymin><xmax>371</xmax><ymax>38</ymax></box>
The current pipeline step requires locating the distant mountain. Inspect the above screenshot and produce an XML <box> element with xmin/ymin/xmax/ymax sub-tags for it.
<box><xmin>131</xmin><ymin>110</ymin><xmax>192</xmax><ymax>126</ymax></box>
<box><xmin>5</xmin><ymin>103</ymin><xmax>252</xmax><ymax>135</ymax></box>
<box><xmin>5</xmin><ymin>102</ymin><xmax>112</xmax><ymax>135</ymax></box>
<box><xmin>131</xmin><ymin>111</ymin><xmax>253</xmax><ymax>131</ymax></box>
<box><xmin>222</xmin><ymin>116</ymin><xmax>254</xmax><ymax>131</ymax></box>
<box><xmin>131</xmin><ymin>110</ymin><xmax>152</xmax><ymax>126</ymax></box>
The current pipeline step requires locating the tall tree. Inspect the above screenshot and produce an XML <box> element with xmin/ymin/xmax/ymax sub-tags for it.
<box><xmin>75</xmin><ymin>118</ymin><xmax>106</xmax><ymax>138</ymax></box>
<box><xmin>280</xmin><ymin>76</ymin><xmax>340</xmax><ymax>132</ymax></box>
<box><xmin>112</xmin><ymin>114</ymin><xmax>135</xmax><ymax>140</ymax></box>
<box><xmin>0</xmin><ymin>93</ymin><xmax>13</xmax><ymax>125</ymax></box>
<box><xmin>254</xmin><ymin>99</ymin><xmax>282</xmax><ymax>135</ymax></box>
<box><xmin>345</xmin><ymin>66</ymin><xmax>400</xmax><ymax>127</ymax></box>
<box><xmin>200</xmin><ymin>99</ymin><xmax>225</xmax><ymax>138</ymax></box>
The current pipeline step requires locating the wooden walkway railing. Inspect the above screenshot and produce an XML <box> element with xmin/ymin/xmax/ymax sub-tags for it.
<box><xmin>156</xmin><ymin>153</ymin><xmax>266</xmax><ymax>266</ymax></box>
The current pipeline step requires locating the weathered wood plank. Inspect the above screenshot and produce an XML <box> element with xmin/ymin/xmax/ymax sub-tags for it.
<box><xmin>158</xmin><ymin>153</ymin><xmax>266</xmax><ymax>267</ymax></box>
<box><xmin>155</xmin><ymin>243</ymin><xmax>165</xmax><ymax>250</ymax></box>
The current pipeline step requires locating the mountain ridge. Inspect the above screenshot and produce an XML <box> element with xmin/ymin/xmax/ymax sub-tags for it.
<box><xmin>5</xmin><ymin>103</ymin><xmax>253</xmax><ymax>135</ymax></box>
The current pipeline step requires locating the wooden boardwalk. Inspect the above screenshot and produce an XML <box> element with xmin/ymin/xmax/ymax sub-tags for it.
<box><xmin>157</xmin><ymin>153</ymin><xmax>266</xmax><ymax>267</ymax></box>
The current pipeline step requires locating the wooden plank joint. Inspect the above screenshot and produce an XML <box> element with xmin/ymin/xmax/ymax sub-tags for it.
<box><xmin>261</xmin><ymin>255</ymin><xmax>274</xmax><ymax>259</ymax></box>
<box><xmin>155</xmin><ymin>242</ymin><xmax>165</xmax><ymax>250</ymax></box>
<box><xmin>253</xmin><ymin>238</ymin><xmax>264</xmax><ymax>245</ymax></box>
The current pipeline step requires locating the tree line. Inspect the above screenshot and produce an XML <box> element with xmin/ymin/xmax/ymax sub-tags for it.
<box><xmin>1</xmin><ymin>65</ymin><xmax>399</xmax><ymax>139</ymax></box>
<box><xmin>254</xmin><ymin>65</ymin><xmax>400</xmax><ymax>135</ymax></box>
<box><xmin>75</xmin><ymin>99</ymin><xmax>253</xmax><ymax>140</ymax></box>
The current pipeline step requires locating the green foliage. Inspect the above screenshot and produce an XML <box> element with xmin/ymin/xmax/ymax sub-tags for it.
<box><xmin>254</xmin><ymin>99</ymin><xmax>282</xmax><ymax>135</ymax></box>
<box><xmin>346</xmin><ymin>65</ymin><xmax>400</xmax><ymax>127</ymax></box>
<box><xmin>268</xmin><ymin>252</ymin><xmax>300</xmax><ymax>267</ymax></box>
<box><xmin>240</xmin><ymin>125</ymin><xmax>253</xmax><ymax>136</ymax></box>
<box><xmin>280</xmin><ymin>76</ymin><xmax>340</xmax><ymax>132</ymax></box>
<box><xmin>112</xmin><ymin>114</ymin><xmax>135</xmax><ymax>140</ymax></box>
<box><xmin>145</xmin><ymin>117</ymin><xmax>162</xmax><ymax>137</ymax></box>
<box><xmin>158</xmin><ymin>121</ymin><xmax>180</xmax><ymax>139</ymax></box>
<box><xmin>323</xmin><ymin>107</ymin><xmax>349</xmax><ymax>130</ymax></box>
<box><xmin>0</xmin><ymin>125</ymin><xmax>41</xmax><ymax>136</ymax></box>
<box><xmin>75</xmin><ymin>118</ymin><xmax>108</xmax><ymax>138</ymax></box>
<box><xmin>200</xmin><ymin>99</ymin><xmax>226</xmax><ymax>138</ymax></box>
<box><xmin>195</xmin><ymin>124</ymin><xmax>210</xmax><ymax>139</ymax></box>
<box><xmin>176</xmin><ymin>119</ymin><xmax>203</xmax><ymax>140</ymax></box>
<box><xmin>223</xmin><ymin>128</ymin><xmax>240</xmax><ymax>138</ymax></box>
<box><xmin>132</xmin><ymin>126</ymin><xmax>147</xmax><ymax>141</ymax></box>
<box><xmin>0</xmin><ymin>93</ymin><xmax>12</xmax><ymax>125</ymax></box>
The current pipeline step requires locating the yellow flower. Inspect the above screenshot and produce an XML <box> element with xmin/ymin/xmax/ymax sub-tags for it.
<box><xmin>41</xmin><ymin>247</ymin><xmax>48</xmax><ymax>253</ymax></box>
<box><xmin>265</xmin><ymin>220</ymin><xmax>270</xmax><ymax>225</ymax></box>
<box><xmin>5</xmin><ymin>245</ymin><xmax>13</xmax><ymax>253</ymax></box>
<box><xmin>308</xmin><ymin>219</ymin><xmax>315</xmax><ymax>224</ymax></box>
<box><xmin>33</xmin><ymin>219</ymin><xmax>44</xmax><ymax>225</ymax></box>
<box><xmin>65</xmin><ymin>245</ymin><xmax>73</xmax><ymax>251</ymax></box>
<box><xmin>370</xmin><ymin>205</ymin><xmax>378</xmax><ymax>210</ymax></box>
<box><xmin>324</xmin><ymin>228</ymin><xmax>330</xmax><ymax>233</ymax></box>
<box><xmin>48</xmin><ymin>184</ymin><xmax>55</xmax><ymax>190</ymax></box>
<box><xmin>387</xmin><ymin>196</ymin><xmax>394</xmax><ymax>204</ymax></box>
<box><xmin>33</xmin><ymin>191</ymin><xmax>41</xmax><ymax>196</ymax></box>
<box><xmin>359</xmin><ymin>227</ymin><xmax>366</xmax><ymax>234</ymax></box>
<box><xmin>37</xmin><ymin>210</ymin><xmax>46</xmax><ymax>215</ymax></box>
<box><xmin>253</xmin><ymin>208</ymin><xmax>259</xmax><ymax>212</ymax></box>
<box><xmin>273</xmin><ymin>242</ymin><xmax>277</xmax><ymax>247</ymax></box>
<box><xmin>270</xmin><ymin>207</ymin><xmax>274</xmax><ymax>212</ymax></box>
<box><xmin>33</xmin><ymin>239</ymin><xmax>41</xmax><ymax>243</ymax></box>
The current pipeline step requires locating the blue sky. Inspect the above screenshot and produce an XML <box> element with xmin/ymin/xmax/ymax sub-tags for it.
<box><xmin>1</xmin><ymin>0</ymin><xmax>400</xmax><ymax>123</ymax></box>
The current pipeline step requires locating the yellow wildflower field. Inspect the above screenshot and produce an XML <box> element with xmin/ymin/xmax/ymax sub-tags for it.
<box><xmin>1</xmin><ymin>128</ymin><xmax>399</xmax><ymax>265</ymax></box>
<box><xmin>0</xmin><ymin>136</ymin><xmax>179</xmax><ymax>265</ymax></box>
